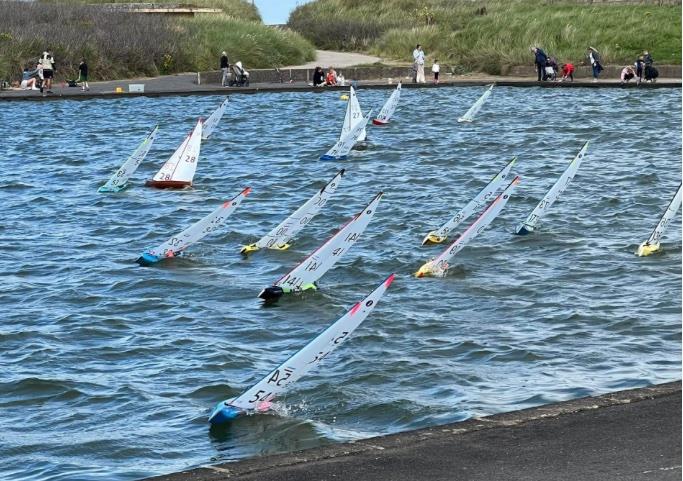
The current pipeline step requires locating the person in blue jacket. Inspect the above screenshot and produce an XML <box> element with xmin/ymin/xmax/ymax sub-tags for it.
<box><xmin>531</xmin><ymin>47</ymin><xmax>548</xmax><ymax>81</ymax></box>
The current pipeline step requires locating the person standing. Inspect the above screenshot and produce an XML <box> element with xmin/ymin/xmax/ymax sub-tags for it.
<box><xmin>77</xmin><ymin>58</ymin><xmax>89</xmax><ymax>91</ymax></box>
<box><xmin>587</xmin><ymin>47</ymin><xmax>602</xmax><ymax>82</ymax></box>
<box><xmin>432</xmin><ymin>59</ymin><xmax>440</xmax><ymax>84</ymax></box>
<box><xmin>39</xmin><ymin>50</ymin><xmax>55</xmax><ymax>94</ymax></box>
<box><xmin>643</xmin><ymin>50</ymin><xmax>657</xmax><ymax>82</ymax></box>
<box><xmin>220</xmin><ymin>51</ymin><xmax>229</xmax><ymax>87</ymax></box>
<box><xmin>413</xmin><ymin>44</ymin><xmax>425</xmax><ymax>83</ymax></box>
<box><xmin>634</xmin><ymin>56</ymin><xmax>644</xmax><ymax>85</ymax></box>
<box><xmin>531</xmin><ymin>47</ymin><xmax>547</xmax><ymax>81</ymax></box>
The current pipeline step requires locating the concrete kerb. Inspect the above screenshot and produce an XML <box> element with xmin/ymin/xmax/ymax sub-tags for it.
<box><xmin>143</xmin><ymin>381</ymin><xmax>681</xmax><ymax>481</ymax></box>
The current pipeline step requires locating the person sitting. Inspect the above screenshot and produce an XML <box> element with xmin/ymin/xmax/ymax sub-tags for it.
<box><xmin>620</xmin><ymin>65</ymin><xmax>636</xmax><ymax>84</ymax></box>
<box><xmin>325</xmin><ymin>67</ymin><xmax>337</xmax><ymax>86</ymax></box>
<box><xmin>545</xmin><ymin>56</ymin><xmax>558</xmax><ymax>81</ymax></box>
<box><xmin>560</xmin><ymin>63</ymin><xmax>574</xmax><ymax>82</ymax></box>
<box><xmin>312</xmin><ymin>66</ymin><xmax>325</xmax><ymax>87</ymax></box>
<box><xmin>20</xmin><ymin>65</ymin><xmax>39</xmax><ymax>90</ymax></box>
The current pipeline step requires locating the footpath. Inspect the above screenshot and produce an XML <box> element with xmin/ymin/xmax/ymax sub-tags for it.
<box><xmin>145</xmin><ymin>381</ymin><xmax>681</xmax><ymax>481</ymax></box>
<box><xmin>1</xmin><ymin>68</ymin><xmax>680</xmax><ymax>103</ymax></box>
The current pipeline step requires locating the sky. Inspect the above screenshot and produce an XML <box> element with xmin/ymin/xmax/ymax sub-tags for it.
<box><xmin>253</xmin><ymin>0</ymin><xmax>314</xmax><ymax>25</ymax></box>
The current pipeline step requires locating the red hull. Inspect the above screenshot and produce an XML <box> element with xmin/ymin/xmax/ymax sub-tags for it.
<box><xmin>145</xmin><ymin>180</ymin><xmax>192</xmax><ymax>189</ymax></box>
<box><xmin>372</xmin><ymin>119</ymin><xmax>389</xmax><ymax>126</ymax></box>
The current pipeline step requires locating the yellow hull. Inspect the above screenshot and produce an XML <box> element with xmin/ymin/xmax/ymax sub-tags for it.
<box><xmin>414</xmin><ymin>262</ymin><xmax>433</xmax><ymax>278</ymax></box>
<box><xmin>270</xmin><ymin>242</ymin><xmax>291</xmax><ymax>251</ymax></box>
<box><xmin>240</xmin><ymin>243</ymin><xmax>259</xmax><ymax>255</ymax></box>
<box><xmin>421</xmin><ymin>232</ymin><xmax>446</xmax><ymax>246</ymax></box>
<box><xmin>636</xmin><ymin>242</ymin><xmax>661</xmax><ymax>257</ymax></box>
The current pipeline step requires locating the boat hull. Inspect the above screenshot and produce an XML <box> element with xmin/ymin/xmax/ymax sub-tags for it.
<box><xmin>145</xmin><ymin>180</ymin><xmax>192</xmax><ymax>189</ymax></box>
<box><xmin>636</xmin><ymin>242</ymin><xmax>661</xmax><ymax>257</ymax></box>
<box><xmin>208</xmin><ymin>402</ymin><xmax>244</xmax><ymax>424</ymax></box>
<box><xmin>136</xmin><ymin>252</ymin><xmax>161</xmax><ymax>266</ymax></box>
<box><xmin>319</xmin><ymin>154</ymin><xmax>347</xmax><ymax>161</ymax></box>
<box><xmin>372</xmin><ymin>119</ymin><xmax>388</xmax><ymax>126</ymax></box>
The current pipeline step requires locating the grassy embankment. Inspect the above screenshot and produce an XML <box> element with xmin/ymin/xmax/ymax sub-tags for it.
<box><xmin>288</xmin><ymin>0</ymin><xmax>681</xmax><ymax>74</ymax></box>
<box><xmin>0</xmin><ymin>0</ymin><xmax>315</xmax><ymax>82</ymax></box>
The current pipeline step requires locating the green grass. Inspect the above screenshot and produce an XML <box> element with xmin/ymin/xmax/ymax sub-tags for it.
<box><xmin>39</xmin><ymin>0</ymin><xmax>262</xmax><ymax>21</ymax></box>
<box><xmin>0</xmin><ymin>1</ymin><xmax>315</xmax><ymax>82</ymax></box>
<box><xmin>288</xmin><ymin>0</ymin><xmax>681</xmax><ymax>74</ymax></box>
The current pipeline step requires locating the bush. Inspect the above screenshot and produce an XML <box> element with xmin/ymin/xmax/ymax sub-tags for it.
<box><xmin>0</xmin><ymin>1</ymin><xmax>315</xmax><ymax>82</ymax></box>
<box><xmin>288</xmin><ymin>0</ymin><xmax>682</xmax><ymax>74</ymax></box>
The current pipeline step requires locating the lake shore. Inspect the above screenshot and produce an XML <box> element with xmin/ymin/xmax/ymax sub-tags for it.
<box><xmin>1</xmin><ymin>69</ymin><xmax>680</xmax><ymax>103</ymax></box>
<box><xmin>144</xmin><ymin>381</ymin><xmax>681</xmax><ymax>481</ymax></box>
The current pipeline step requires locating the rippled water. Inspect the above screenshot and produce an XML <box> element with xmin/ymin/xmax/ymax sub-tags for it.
<box><xmin>1</xmin><ymin>86</ymin><xmax>681</xmax><ymax>481</ymax></box>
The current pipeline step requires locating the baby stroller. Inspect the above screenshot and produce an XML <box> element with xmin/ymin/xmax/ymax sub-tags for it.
<box><xmin>229</xmin><ymin>61</ymin><xmax>249</xmax><ymax>87</ymax></box>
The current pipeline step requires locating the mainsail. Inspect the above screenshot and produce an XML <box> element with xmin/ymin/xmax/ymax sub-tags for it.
<box><xmin>146</xmin><ymin>119</ymin><xmax>203</xmax><ymax>188</ymax></box>
<box><xmin>99</xmin><ymin>126</ymin><xmax>158</xmax><ymax>193</ymax></box>
<box><xmin>457</xmin><ymin>84</ymin><xmax>494</xmax><ymax>123</ymax></box>
<box><xmin>202</xmin><ymin>97</ymin><xmax>229</xmax><ymax>140</ymax></box>
<box><xmin>241</xmin><ymin>169</ymin><xmax>345</xmax><ymax>254</ymax></box>
<box><xmin>320</xmin><ymin>110</ymin><xmax>373</xmax><ymax>161</ymax></box>
<box><xmin>341</xmin><ymin>85</ymin><xmax>366</xmax><ymax>142</ymax></box>
<box><xmin>637</xmin><ymin>183</ymin><xmax>682</xmax><ymax>256</ymax></box>
<box><xmin>373</xmin><ymin>82</ymin><xmax>401</xmax><ymax>125</ymax></box>
<box><xmin>515</xmin><ymin>141</ymin><xmax>589</xmax><ymax>235</ymax></box>
<box><xmin>422</xmin><ymin>157</ymin><xmax>517</xmax><ymax>245</ymax></box>
<box><xmin>259</xmin><ymin>192</ymin><xmax>383</xmax><ymax>300</ymax></box>
<box><xmin>209</xmin><ymin>274</ymin><xmax>395</xmax><ymax>424</ymax></box>
<box><xmin>416</xmin><ymin>177</ymin><xmax>520</xmax><ymax>277</ymax></box>
<box><xmin>137</xmin><ymin>187</ymin><xmax>250</xmax><ymax>265</ymax></box>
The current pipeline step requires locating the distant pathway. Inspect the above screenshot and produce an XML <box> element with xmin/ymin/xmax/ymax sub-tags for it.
<box><xmin>283</xmin><ymin>49</ymin><xmax>382</xmax><ymax>69</ymax></box>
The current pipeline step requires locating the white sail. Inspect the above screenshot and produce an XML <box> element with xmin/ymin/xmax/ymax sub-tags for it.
<box><xmin>340</xmin><ymin>86</ymin><xmax>366</xmax><ymax>142</ymax></box>
<box><xmin>99</xmin><ymin>126</ymin><xmax>158</xmax><ymax>192</ymax></box>
<box><xmin>417</xmin><ymin>177</ymin><xmax>520</xmax><ymax>277</ymax></box>
<box><xmin>644</xmin><ymin>183</ymin><xmax>682</xmax><ymax>247</ymax></box>
<box><xmin>374</xmin><ymin>82</ymin><xmax>401</xmax><ymax>124</ymax></box>
<box><xmin>423</xmin><ymin>157</ymin><xmax>517</xmax><ymax>244</ymax></box>
<box><xmin>223</xmin><ymin>274</ymin><xmax>395</xmax><ymax>414</ymax></box>
<box><xmin>201</xmin><ymin>97</ymin><xmax>229</xmax><ymax>140</ymax></box>
<box><xmin>145</xmin><ymin>187</ymin><xmax>250</xmax><ymax>259</ymax></box>
<box><xmin>515</xmin><ymin>141</ymin><xmax>589</xmax><ymax>234</ymax></box>
<box><xmin>245</xmin><ymin>169</ymin><xmax>345</xmax><ymax>253</ymax></box>
<box><xmin>271</xmin><ymin>192</ymin><xmax>382</xmax><ymax>292</ymax></box>
<box><xmin>151</xmin><ymin>119</ymin><xmax>203</xmax><ymax>184</ymax></box>
<box><xmin>321</xmin><ymin>110</ymin><xmax>372</xmax><ymax>160</ymax></box>
<box><xmin>457</xmin><ymin>84</ymin><xmax>494</xmax><ymax>123</ymax></box>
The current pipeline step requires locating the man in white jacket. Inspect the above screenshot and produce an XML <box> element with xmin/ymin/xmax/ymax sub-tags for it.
<box><xmin>413</xmin><ymin>44</ymin><xmax>426</xmax><ymax>83</ymax></box>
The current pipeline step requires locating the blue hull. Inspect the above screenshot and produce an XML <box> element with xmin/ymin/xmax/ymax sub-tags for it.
<box><xmin>319</xmin><ymin>154</ymin><xmax>347</xmax><ymax>161</ymax></box>
<box><xmin>136</xmin><ymin>252</ymin><xmax>160</xmax><ymax>266</ymax></box>
<box><xmin>209</xmin><ymin>402</ymin><xmax>244</xmax><ymax>424</ymax></box>
<box><xmin>98</xmin><ymin>184</ymin><xmax>127</xmax><ymax>193</ymax></box>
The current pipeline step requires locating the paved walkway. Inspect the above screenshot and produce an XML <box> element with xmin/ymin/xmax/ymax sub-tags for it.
<box><xmin>146</xmin><ymin>382</ymin><xmax>681</xmax><ymax>481</ymax></box>
<box><xmin>283</xmin><ymin>49</ymin><xmax>383</xmax><ymax>69</ymax></box>
<box><xmin>1</xmin><ymin>74</ymin><xmax>679</xmax><ymax>103</ymax></box>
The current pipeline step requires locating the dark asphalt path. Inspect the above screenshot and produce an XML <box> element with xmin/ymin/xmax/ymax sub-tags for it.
<box><xmin>146</xmin><ymin>382</ymin><xmax>681</xmax><ymax>481</ymax></box>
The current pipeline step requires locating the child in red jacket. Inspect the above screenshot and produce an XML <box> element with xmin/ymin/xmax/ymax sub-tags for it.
<box><xmin>561</xmin><ymin>63</ymin><xmax>574</xmax><ymax>82</ymax></box>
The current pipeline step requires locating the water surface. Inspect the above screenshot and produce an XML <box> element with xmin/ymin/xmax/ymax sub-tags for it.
<box><xmin>1</xmin><ymin>85</ymin><xmax>681</xmax><ymax>481</ymax></box>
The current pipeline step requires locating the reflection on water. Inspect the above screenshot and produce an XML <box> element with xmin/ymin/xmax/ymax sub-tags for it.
<box><xmin>0</xmin><ymin>86</ymin><xmax>681</xmax><ymax>481</ymax></box>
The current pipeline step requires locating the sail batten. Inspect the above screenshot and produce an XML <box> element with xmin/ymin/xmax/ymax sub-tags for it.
<box><xmin>243</xmin><ymin>170</ymin><xmax>345</xmax><ymax>254</ymax></box>
<box><xmin>209</xmin><ymin>274</ymin><xmax>395</xmax><ymax>423</ymax></box>
<box><xmin>417</xmin><ymin>177</ymin><xmax>520</xmax><ymax>277</ymax></box>
<box><xmin>320</xmin><ymin>110</ymin><xmax>373</xmax><ymax>160</ymax></box>
<box><xmin>202</xmin><ymin>98</ymin><xmax>229</xmax><ymax>139</ymax></box>
<box><xmin>147</xmin><ymin>119</ymin><xmax>203</xmax><ymax>188</ymax></box>
<box><xmin>515</xmin><ymin>141</ymin><xmax>589</xmax><ymax>235</ymax></box>
<box><xmin>458</xmin><ymin>84</ymin><xmax>494</xmax><ymax>123</ymax></box>
<box><xmin>137</xmin><ymin>187</ymin><xmax>250</xmax><ymax>264</ymax></box>
<box><xmin>259</xmin><ymin>192</ymin><xmax>383</xmax><ymax>298</ymax></box>
<box><xmin>99</xmin><ymin>126</ymin><xmax>158</xmax><ymax>193</ymax></box>
<box><xmin>373</xmin><ymin>82</ymin><xmax>401</xmax><ymax>125</ymax></box>
<box><xmin>423</xmin><ymin>157</ymin><xmax>517</xmax><ymax>244</ymax></box>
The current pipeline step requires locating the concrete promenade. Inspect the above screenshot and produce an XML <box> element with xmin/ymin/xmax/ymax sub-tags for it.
<box><xmin>145</xmin><ymin>381</ymin><xmax>681</xmax><ymax>481</ymax></box>
<box><xmin>1</xmin><ymin>72</ymin><xmax>680</xmax><ymax>103</ymax></box>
